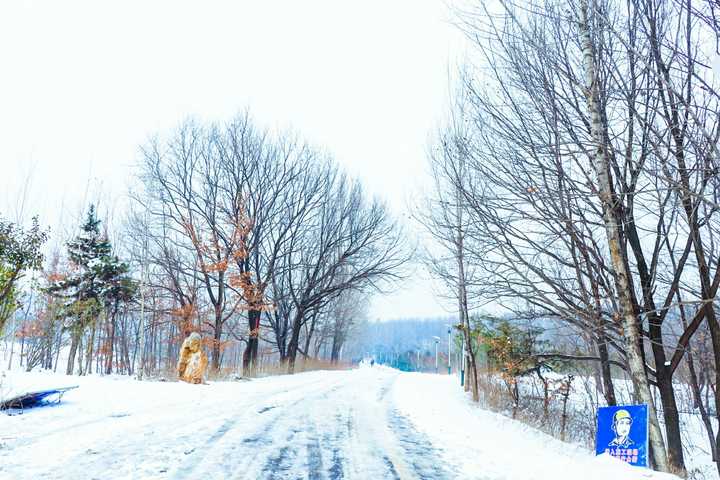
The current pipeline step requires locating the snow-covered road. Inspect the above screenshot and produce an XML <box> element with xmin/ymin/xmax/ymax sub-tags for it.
<box><xmin>0</xmin><ymin>367</ymin><xmax>675</xmax><ymax>480</ymax></box>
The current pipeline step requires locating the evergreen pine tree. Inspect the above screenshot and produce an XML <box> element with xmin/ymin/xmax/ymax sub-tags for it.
<box><xmin>48</xmin><ymin>205</ymin><xmax>135</xmax><ymax>375</ymax></box>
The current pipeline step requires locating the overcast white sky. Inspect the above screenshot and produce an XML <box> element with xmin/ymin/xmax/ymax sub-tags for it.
<box><xmin>0</xmin><ymin>0</ymin><xmax>470</xmax><ymax>321</ymax></box>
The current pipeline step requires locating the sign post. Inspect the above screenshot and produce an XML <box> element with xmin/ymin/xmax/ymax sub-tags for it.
<box><xmin>596</xmin><ymin>404</ymin><xmax>649</xmax><ymax>467</ymax></box>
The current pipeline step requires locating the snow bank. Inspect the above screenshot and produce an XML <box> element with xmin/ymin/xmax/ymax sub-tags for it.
<box><xmin>0</xmin><ymin>366</ymin><xmax>685</xmax><ymax>480</ymax></box>
<box><xmin>393</xmin><ymin>373</ymin><xmax>679</xmax><ymax>480</ymax></box>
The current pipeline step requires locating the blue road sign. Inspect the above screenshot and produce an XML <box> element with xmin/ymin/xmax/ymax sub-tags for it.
<box><xmin>596</xmin><ymin>404</ymin><xmax>649</xmax><ymax>467</ymax></box>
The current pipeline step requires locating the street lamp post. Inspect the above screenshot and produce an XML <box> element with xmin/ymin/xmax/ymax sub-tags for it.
<box><xmin>433</xmin><ymin>336</ymin><xmax>440</xmax><ymax>373</ymax></box>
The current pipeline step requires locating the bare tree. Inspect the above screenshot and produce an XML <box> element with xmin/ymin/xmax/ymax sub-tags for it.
<box><xmin>130</xmin><ymin>112</ymin><xmax>407</xmax><ymax>378</ymax></box>
<box><xmin>282</xmin><ymin>167</ymin><xmax>407</xmax><ymax>373</ymax></box>
<box><xmin>428</xmin><ymin>0</ymin><xmax>720</xmax><ymax>472</ymax></box>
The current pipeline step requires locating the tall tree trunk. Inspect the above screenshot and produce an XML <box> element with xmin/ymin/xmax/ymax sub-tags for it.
<box><xmin>77</xmin><ymin>335</ymin><xmax>84</xmax><ymax>375</ymax></box>
<box><xmin>211</xmin><ymin>306</ymin><xmax>223</xmax><ymax>372</ymax></box>
<box><xmin>243</xmin><ymin>309</ymin><xmax>261</xmax><ymax>376</ymax></box>
<box><xmin>663</xmin><ymin>65</ymin><xmax>720</xmax><ymax>480</ymax></box>
<box><xmin>648</xmin><ymin>318</ymin><xmax>685</xmax><ymax>472</ymax></box>
<box><xmin>330</xmin><ymin>327</ymin><xmax>343</xmax><ymax>364</ymax></box>
<box><xmin>590</xmin><ymin>262</ymin><xmax>616</xmax><ymax>406</ymax></box>
<box><xmin>66</xmin><ymin>332</ymin><xmax>79</xmax><ymax>375</ymax></box>
<box><xmin>43</xmin><ymin>336</ymin><xmax>52</xmax><ymax>370</ymax></box>
<box><xmin>303</xmin><ymin>313</ymin><xmax>318</xmax><ymax>361</ymax></box>
<box><xmin>455</xmin><ymin>154</ymin><xmax>479</xmax><ymax>403</ymax></box>
<box><xmin>54</xmin><ymin>332</ymin><xmax>61</xmax><ymax>373</ymax></box>
<box><xmin>577</xmin><ymin>1</ymin><xmax>669</xmax><ymax>471</ymax></box>
<box><xmin>287</xmin><ymin>309</ymin><xmax>304</xmax><ymax>374</ymax></box>
<box><xmin>105</xmin><ymin>309</ymin><xmax>116</xmax><ymax>375</ymax></box>
<box><xmin>645</xmin><ymin>2</ymin><xmax>717</xmax><ymax>471</ymax></box>
<box><xmin>595</xmin><ymin>331</ymin><xmax>616</xmax><ymax>406</ymax></box>
<box><xmin>277</xmin><ymin>332</ymin><xmax>287</xmax><ymax>363</ymax></box>
<box><xmin>463</xmin><ymin>352</ymin><xmax>470</xmax><ymax>392</ymax></box>
<box><xmin>85</xmin><ymin>322</ymin><xmax>96</xmax><ymax>375</ymax></box>
<box><xmin>626</xmin><ymin>206</ymin><xmax>685</xmax><ymax>471</ymax></box>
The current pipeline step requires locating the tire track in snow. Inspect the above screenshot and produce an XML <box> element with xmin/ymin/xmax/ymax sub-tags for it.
<box><xmin>373</xmin><ymin>372</ymin><xmax>457</xmax><ymax>480</ymax></box>
<box><xmin>311</xmin><ymin>407</ymin><xmax>357</xmax><ymax>480</ymax></box>
<box><xmin>231</xmin><ymin>378</ymin><xmax>368</xmax><ymax>480</ymax></box>
<box><xmin>5</xmin><ymin>369</ymin><xmax>460</xmax><ymax>480</ymax></box>
<box><xmin>381</xmin><ymin>455</ymin><xmax>401</xmax><ymax>480</ymax></box>
<box><xmin>305</xmin><ymin>425</ymin><xmax>324</xmax><ymax>479</ymax></box>
<box><xmin>387</xmin><ymin>408</ymin><xmax>456</xmax><ymax>480</ymax></box>
<box><xmin>233</xmin><ymin>382</ymin><xmax>350</xmax><ymax>479</ymax></box>
<box><xmin>140</xmin><ymin>378</ymin><xmax>332</xmax><ymax>480</ymax></box>
<box><xmin>171</xmin><ymin>377</ymin><xmax>348</xmax><ymax>480</ymax></box>
<box><xmin>260</xmin><ymin>423</ymin><xmax>303</xmax><ymax>479</ymax></box>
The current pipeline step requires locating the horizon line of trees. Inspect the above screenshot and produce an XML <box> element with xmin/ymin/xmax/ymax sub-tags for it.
<box><xmin>1</xmin><ymin>111</ymin><xmax>408</xmax><ymax>380</ymax></box>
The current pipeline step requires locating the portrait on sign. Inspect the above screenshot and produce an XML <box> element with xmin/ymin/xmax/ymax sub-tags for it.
<box><xmin>609</xmin><ymin>409</ymin><xmax>634</xmax><ymax>448</ymax></box>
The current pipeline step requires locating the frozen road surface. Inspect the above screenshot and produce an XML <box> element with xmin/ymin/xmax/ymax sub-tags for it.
<box><xmin>1</xmin><ymin>366</ymin><xmax>674</xmax><ymax>480</ymax></box>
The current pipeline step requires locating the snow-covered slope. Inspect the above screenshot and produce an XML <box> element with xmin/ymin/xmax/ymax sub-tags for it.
<box><xmin>0</xmin><ymin>367</ymin><xmax>677</xmax><ymax>480</ymax></box>
<box><xmin>393</xmin><ymin>373</ymin><xmax>677</xmax><ymax>480</ymax></box>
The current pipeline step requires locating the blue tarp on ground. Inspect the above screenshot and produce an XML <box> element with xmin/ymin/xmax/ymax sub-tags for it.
<box><xmin>0</xmin><ymin>386</ymin><xmax>78</xmax><ymax>411</ymax></box>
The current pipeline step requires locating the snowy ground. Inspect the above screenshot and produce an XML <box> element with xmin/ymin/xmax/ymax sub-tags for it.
<box><xmin>511</xmin><ymin>372</ymin><xmax>717</xmax><ymax>479</ymax></box>
<box><xmin>0</xmin><ymin>366</ymin><xmax>678</xmax><ymax>480</ymax></box>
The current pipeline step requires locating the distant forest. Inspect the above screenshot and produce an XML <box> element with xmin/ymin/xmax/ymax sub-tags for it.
<box><xmin>346</xmin><ymin>318</ymin><xmax>455</xmax><ymax>372</ymax></box>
